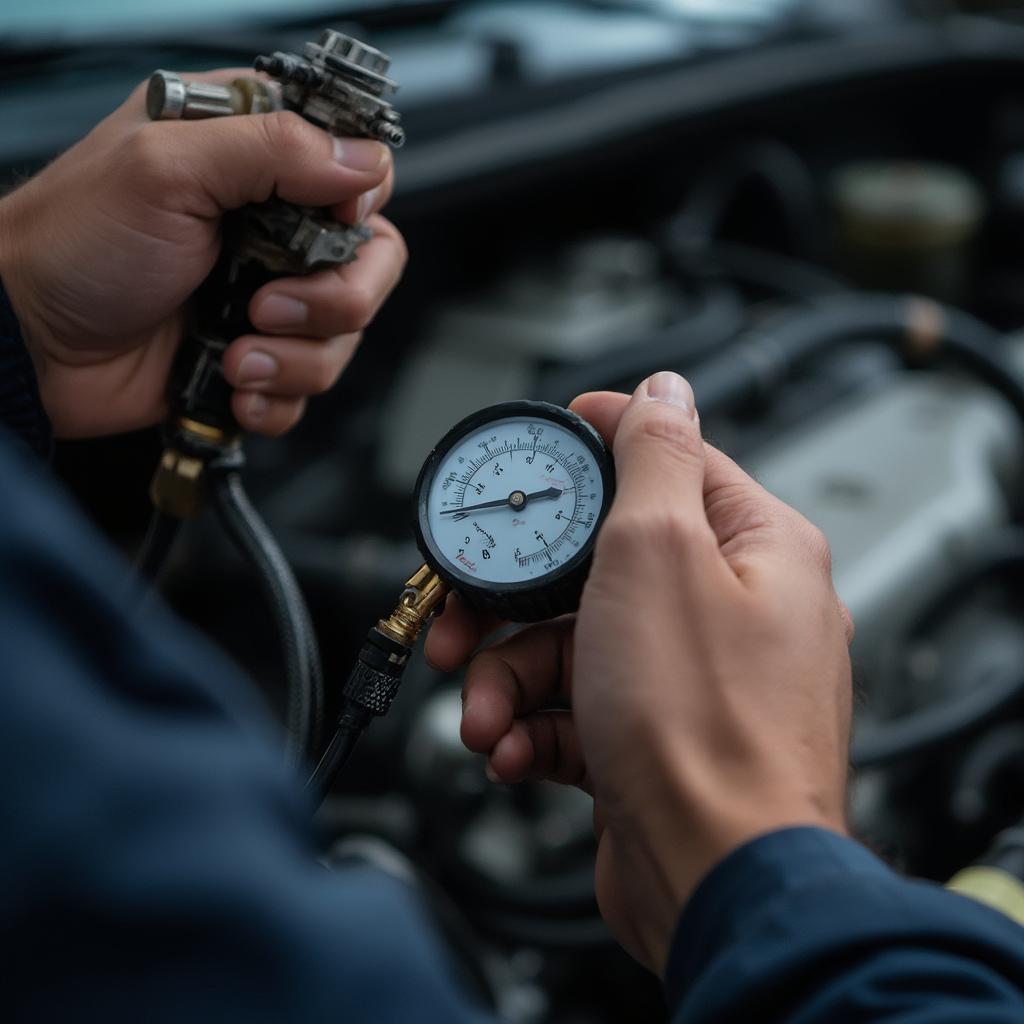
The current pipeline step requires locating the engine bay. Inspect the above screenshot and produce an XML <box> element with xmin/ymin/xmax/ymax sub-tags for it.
<box><xmin>7</xmin><ymin>1</ymin><xmax>1024</xmax><ymax>1018</ymax></box>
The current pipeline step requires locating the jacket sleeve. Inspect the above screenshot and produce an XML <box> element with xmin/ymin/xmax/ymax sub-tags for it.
<box><xmin>666</xmin><ymin>826</ymin><xmax>1024</xmax><ymax>1023</ymax></box>
<box><xmin>0</xmin><ymin>276</ymin><xmax>51</xmax><ymax>459</ymax></box>
<box><xmin>0</xmin><ymin>434</ymin><xmax>491</xmax><ymax>1024</ymax></box>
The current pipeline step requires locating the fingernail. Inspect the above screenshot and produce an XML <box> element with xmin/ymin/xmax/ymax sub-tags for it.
<box><xmin>247</xmin><ymin>393</ymin><xmax>269</xmax><ymax>423</ymax></box>
<box><xmin>236</xmin><ymin>350</ymin><xmax>278</xmax><ymax>386</ymax></box>
<box><xmin>333</xmin><ymin>137</ymin><xmax>387</xmax><ymax>171</ymax></box>
<box><xmin>356</xmin><ymin>185</ymin><xmax>381</xmax><ymax>223</ymax></box>
<box><xmin>645</xmin><ymin>371</ymin><xmax>695</xmax><ymax>415</ymax></box>
<box><xmin>484</xmin><ymin>763</ymin><xmax>500</xmax><ymax>784</ymax></box>
<box><xmin>254</xmin><ymin>294</ymin><xmax>307</xmax><ymax>332</ymax></box>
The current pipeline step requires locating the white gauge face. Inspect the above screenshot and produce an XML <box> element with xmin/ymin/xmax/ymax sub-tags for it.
<box><xmin>424</xmin><ymin>416</ymin><xmax>606</xmax><ymax>585</ymax></box>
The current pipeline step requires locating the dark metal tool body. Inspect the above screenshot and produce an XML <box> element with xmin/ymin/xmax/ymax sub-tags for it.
<box><xmin>136</xmin><ymin>31</ymin><xmax>403</xmax><ymax>771</ymax></box>
<box><xmin>147</xmin><ymin>30</ymin><xmax>404</xmax><ymax>517</ymax></box>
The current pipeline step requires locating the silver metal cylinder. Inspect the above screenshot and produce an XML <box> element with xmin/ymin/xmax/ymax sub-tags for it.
<box><xmin>147</xmin><ymin>72</ymin><xmax>235</xmax><ymax>120</ymax></box>
<box><xmin>147</xmin><ymin>71</ymin><xmax>282</xmax><ymax>122</ymax></box>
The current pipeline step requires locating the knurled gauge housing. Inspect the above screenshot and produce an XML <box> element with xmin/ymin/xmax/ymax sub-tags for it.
<box><xmin>413</xmin><ymin>402</ymin><xmax>615</xmax><ymax>622</ymax></box>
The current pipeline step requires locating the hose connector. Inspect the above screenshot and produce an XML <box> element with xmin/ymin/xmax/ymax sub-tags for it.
<box><xmin>309</xmin><ymin>567</ymin><xmax>447</xmax><ymax>795</ymax></box>
<box><xmin>150</xmin><ymin>418</ymin><xmax>240</xmax><ymax>519</ymax></box>
<box><xmin>377</xmin><ymin>564</ymin><xmax>449</xmax><ymax>648</ymax></box>
<box><xmin>342</xmin><ymin>566</ymin><xmax>447</xmax><ymax>718</ymax></box>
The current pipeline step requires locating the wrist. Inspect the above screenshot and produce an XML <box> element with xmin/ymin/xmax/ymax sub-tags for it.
<box><xmin>609</xmin><ymin>741</ymin><xmax>848</xmax><ymax>969</ymax></box>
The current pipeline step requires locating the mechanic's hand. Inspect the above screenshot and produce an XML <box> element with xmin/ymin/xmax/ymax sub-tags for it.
<box><xmin>426</xmin><ymin>373</ymin><xmax>854</xmax><ymax>975</ymax></box>
<box><xmin>0</xmin><ymin>70</ymin><xmax>406</xmax><ymax>439</ymax></box>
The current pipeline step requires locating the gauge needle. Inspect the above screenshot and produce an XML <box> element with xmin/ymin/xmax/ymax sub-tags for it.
<box><xmin>522</xmin><ymin>487</ymin><xmax>563</xmax><ymax>504</ymax></box>
<box><xmin>442</xmin><ymin>487</ymin><xmax>562</xmax><ymax>516</ymax></box>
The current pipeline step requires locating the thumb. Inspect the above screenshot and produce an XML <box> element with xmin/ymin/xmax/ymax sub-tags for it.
<box><xmin>132</xmin><ymin>110</ymin><xmax>390</xmax><ymax>216</ymax></box>
<box><xmin>608</xmin><ymin>371</ymin><xmax>708</xmax><ymax>530</ymax></box>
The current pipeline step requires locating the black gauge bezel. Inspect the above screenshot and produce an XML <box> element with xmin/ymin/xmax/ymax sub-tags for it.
<box><xmin>413</xmin><ymin>401</ymin><xmax>615</xmax><ymax>616</ymax></box>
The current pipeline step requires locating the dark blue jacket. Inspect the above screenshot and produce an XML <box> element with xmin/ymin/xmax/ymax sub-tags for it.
<box><xmin>3</xmin><ymin>281</ymin><xmax>1024</xmax><ymax>1021</ymax></box>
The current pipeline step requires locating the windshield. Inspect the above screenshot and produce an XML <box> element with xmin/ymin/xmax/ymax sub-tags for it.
<box><xmin>0</xmin><ymin>0</ymin><xmax>418</xmax><ymax>40</ymax></box>
<box><xmin>1</xmin><ymin>0</ymin><xmax>809</xmax><ymax>42</ymax></box>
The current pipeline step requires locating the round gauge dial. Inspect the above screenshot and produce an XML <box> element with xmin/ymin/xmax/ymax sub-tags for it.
<box><xmin>414</xmin><ymin>402</ymin><xmax>615</xmax><ymax>622</ymax></box>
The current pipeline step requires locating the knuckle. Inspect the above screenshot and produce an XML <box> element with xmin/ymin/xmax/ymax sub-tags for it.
<box><xmin>635</xmin><ymin>406</ymin><xmax>701</xmax><ymax>453</ymax></box>
<box><xmin>123</xmin><ymin>124</ymin><xmax>178</xmax><ymax>189</ymax></box>
<box><xmin>801</xmin><ymin>521</ymin><xmax>833</xmax><ymax>574</ymax></box>
<box><xmin>391</xmin><ymin>227</ymin><xmax>409</xmax><ymax>268</ymax></box>
<box><xmin>599</xmin><ymin>508</ymin><xmax>712</xmax><ymax>563</ymax></box>
<box><xmin>261</xmin><ymin>400</ymin><xmax>305</xmax><ymax>438</ymax></box>
<box><xmin>310</xmin><ymin>346</ymin><xmax>340</xmax><ymax>394</ymax></box>
<box><xmin>338</xmin><ymin>285</ymin><xmax>375</xmax><ymax>333</ymax></box>
<box><xmin>839</xmin><ymin>601</ymin><xmax>856</xmax><ymax>645</ymax></box>
<box><xmin>260</xmin><ymin>110</ymin><xmax>311</xmax><ymax>156</ymax></box>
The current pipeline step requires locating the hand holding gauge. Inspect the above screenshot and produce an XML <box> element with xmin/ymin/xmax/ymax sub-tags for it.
<box><xmin>310</xmin><ymin>401</ymin><xmax>614</xmax><ymax>794</ymax></box>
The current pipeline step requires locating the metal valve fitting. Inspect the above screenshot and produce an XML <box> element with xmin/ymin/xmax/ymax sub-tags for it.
<box><xmin>254</xmin><ymin>28</ymin><xmax>405</xmax><ymax>146</ymax></box>
<box><xmin>376</xmin><ymin>565</ymin><xmax>449</xmax><ymax>648</ymax></box>
<box><xmin>147</xmin><ymin>71</ymin><xmax>281</xmax><ymax>121</ymax></box>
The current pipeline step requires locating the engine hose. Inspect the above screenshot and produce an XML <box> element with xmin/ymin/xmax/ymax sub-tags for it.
<box><xmin>307</xmin><ymin>708</ymin><xmax>370</xmax><ymax>797</ymax></box>
<box><xmin>851</xmin><ymin>671</ymin><xmax>1024</xmax><ymax>771</ymax></box>
<box><xmin>951</xmin><ymin>723</ymin><xmax>1024</xmax><ymax>825</ymax></box>
<box><xmin>673</xmin><ymin>241</ymin><xmax>848</xmax><ymax>301</ymax></box>
<box><xmin>663</xmin><ymin>140</ymin><xmax>822</xmax><ymax>262</ymax></box>
<box><xmin>537</xmin><ymin>281</ymin><xmax>746</xmax><ymax>405</ymax></box>
<box><xmin>133</xmin><ymin>510</ymin><xmax>182</xmax><ymax>583</ymax></box>
<box><xmin>688</xmin><ymin>294</ymin><xmax>1024</xmax><ymax>422</ymax></box>
<box><xmin>210</xmin><ymin>469</ymin><xmax>323</xmax><ymax>767</ymax></box>
<box><xmin>852</xmin><ymin>532</ymin><xmax>1024</xmax><ymax>770</ymax></box>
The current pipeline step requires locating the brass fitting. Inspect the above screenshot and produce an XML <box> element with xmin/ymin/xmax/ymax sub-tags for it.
<box><xmin>377</xmin><ymin>565</ymin><xmax>449</xmax><ymax>648</ymax></box>
<box><xmin>149</xmin><ymin>418</ymin><xmax>237</xmax><ymax>520</ymax></box>
<box><xmin>150</xmin><ymin>448</ymin><xmax>205</xmax><ymax>520</ymax></box>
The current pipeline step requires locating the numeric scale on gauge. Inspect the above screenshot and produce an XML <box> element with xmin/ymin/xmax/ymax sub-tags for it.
<box><xmin>415</xmin><ymin>402</ymin><xmax>615</xmax><ymax>621</ymax></box>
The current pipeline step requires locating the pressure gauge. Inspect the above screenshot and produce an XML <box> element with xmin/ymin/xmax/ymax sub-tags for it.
<box><xmin>413</xmin><ymin>402</ymin><xmax>615</xmax><ymax>622</ymax></box>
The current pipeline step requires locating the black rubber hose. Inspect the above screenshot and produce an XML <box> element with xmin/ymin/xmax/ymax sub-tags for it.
<box><xmin>210</xmin><ymin>470</ymin><xmax>323</xmax><ymax>767</ymax></box>
<box><xmin>852</xmin><ymin>671</ymin><xmax>1024</xmax><ymax>771</ymax></box>
<box><xmin>664</xmin><ymin>140</ymin><xmax>822</xmax><ymax>262</ymax></box>
<box><xmin>537</xmin><ymin>282</ymin><xmax>746</xmax><ymax>405</ymax></box>
<box><xmin>675</xmin><ymin>241</ymin><xmax>848</xmax><ymax>301</ymax></box>
<box><xmin>951</xmin><ymin>723</ymin><xmax>1024</xmax><ymax>825</ymax></box>
<box><xmin>307</xmin><ymin>709</ymin><xmax>369</xmax><ymax>796</ymax></box>
<box><xmin>852</xmin><ymin>532</ymin><xmax>1024</xmax><ymax>770</ymax></box>
<box><xmin>134</xmin><ymin>510</ymin><xmax>182</xmax><ymax>584</ymax></box>
<box><xmin>688</xmin><ymin>294</ymin><xmax>1021</xmax><ymax>420</ymax></box>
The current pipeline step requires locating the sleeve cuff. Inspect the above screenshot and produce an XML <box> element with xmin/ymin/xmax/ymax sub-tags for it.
<box><xmin>664</xmin><ymin>827</ymin><xmax>891</xmax><ymax>1006</ymax></box>
<box><xmin>0</xmin><ymin>275</ymin><xmax>52</xmax><ymax>459</ymax></box>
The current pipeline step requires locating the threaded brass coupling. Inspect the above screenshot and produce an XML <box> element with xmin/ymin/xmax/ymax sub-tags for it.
<box><xmin>149</xmin><ymin>418</ymin><xmax>237</xmax><ymax>520</ymax></box>
<box><xmin>376</xmin><ymin>565</ymin><xmax>448</xmax><ymax>648</ymax></box>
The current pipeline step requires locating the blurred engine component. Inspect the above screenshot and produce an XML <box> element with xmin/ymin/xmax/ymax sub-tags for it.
<box><xmin>832</xmin><ymin>161</ymin><xmax>986</xmax><ymax>302</ymax></box>
<box><xmin>12</xmin><ymin>3</ymin><xmax>1024</xmax><ymax>1020</ymax></box>
<box><xmin>749</xmin><ymin>368</ymin><xmax>1023</xmax><ymax>685</ymax></box>
<box><xmin>379</xmin><ymin>235</ymin><xmax>675</xmax><ymax>491</ymax></box>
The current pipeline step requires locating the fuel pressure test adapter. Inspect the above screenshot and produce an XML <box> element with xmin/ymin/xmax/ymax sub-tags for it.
<box><xmin>138</xmin><ymin>30</ymin><xmax>405</xmax><ymax>771</ymax></box>
<box><xmin>136</xmin><ymin>31</ymin><xmax>616</xmax><ymax>800</ymax></box>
